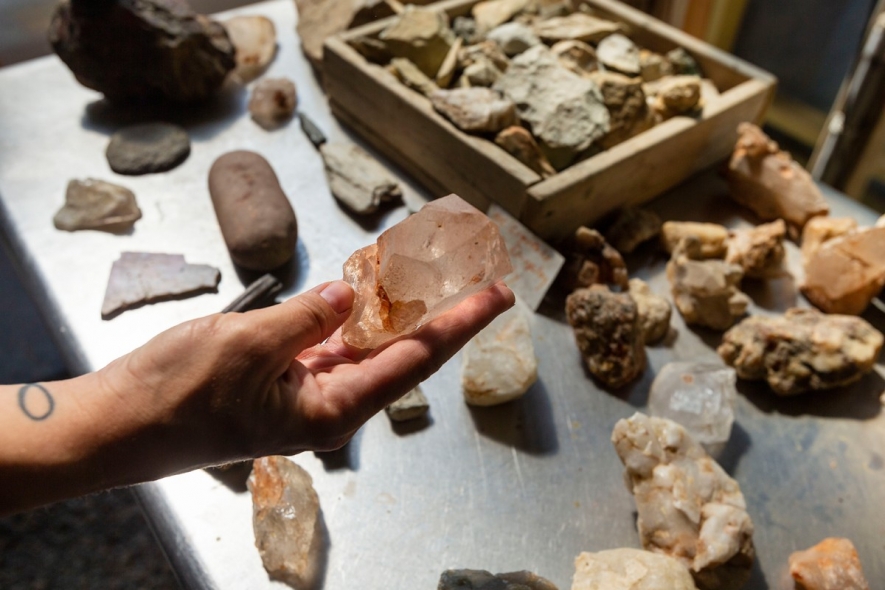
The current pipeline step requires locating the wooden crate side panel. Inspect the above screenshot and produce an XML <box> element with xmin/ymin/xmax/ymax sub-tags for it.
<box><xmin>523</xmin><ymin>79</ymin><xmax>773</xmax><ymax>240</ymax></box>
<box><xmin>324</xmin><ymin>38</ymin><xmax>539</xmax><ymax>217</ymax></box>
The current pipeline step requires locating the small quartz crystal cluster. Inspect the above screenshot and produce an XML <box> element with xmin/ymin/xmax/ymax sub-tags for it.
<box><xmin>346</xmin><ymin>3</ymin><xmax>714</xmax><ymax>174</ymax></box>
<box><xmin>341</xmin><ymin>194</ymin><xmax>512</xmax><ymax>349</ymax></box>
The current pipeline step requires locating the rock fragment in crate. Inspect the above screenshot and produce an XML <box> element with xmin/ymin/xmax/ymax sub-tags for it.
<box><xmin>639</xmin><ymin>49</ymin><xmax>673</xmax><ymax>82</ymax></box>
<box><xmin>667</xmin><ymin>47</ymin><xmax>703</xmax><ymax>76</ymax></box>
<box><xmin>589</xmin><ymin>71</ymin><xmax>652</xmax><ymax>148</ymax></box>
<box><xmin>391</xmin><ymin>57</ymin><xmax>439</xmax><ymax>96</ymax></box>
<box><xmin>430</xmin><ymin>87</ymin><xmax>517</xmax><ymax>133</ymax></box>
<box><xmin>471</xmin><ymin>0</ymin><xmax>531</xmax><ymax>32</ymax></box>
<box><xmin>494</xmin><ymin>45</ymin><xmax>610</xmax><ymax>169</ymax></box>
<box><xmin>296</xmin><ymin>0</ymin><xmax>399</xmax><ymax>69</ymax></box>
<box><xmin>597</xmin><ymin>33</ymin><xmax>641</xmax><ymax>75</ymax></box>
<box><xmin>532</xmin><ymin>12</ymin><xmax>625</xmax><ymax>44</ymax></box>
<box><xmin>652</xmin><ymin>75</ymin><xmax>702</xmax><ymax>119</ymax></box>
<box><xmin>320</xmin><ymin>142</ymin><xmax>402</xmax><ymax>215</ymax></box>
<box><xmin>378</xmin><ymin>5</ymin><xmax>455</xmax><ymax>78</ymax></box>
<box><xmin>487</xmin><ymin>22</ymin><xmax>540</xmax><ymax>56</ymax></box>
<box><xmin>495</xmin><ymin>126</ymin><xmax>556</xmax><ymax>177</ymax></box>
<box><xmin>551</xmin><ymin>40</ymin><xmax>598</xmax><ymax>76</ymax></box>
<box><xmin>612</xmin><ymin>413</ymin><xmax>755</xmax><ymax>590</ymax></box>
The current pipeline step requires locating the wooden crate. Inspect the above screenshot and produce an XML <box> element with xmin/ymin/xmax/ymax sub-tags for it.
<box><xmin>324</xmin><ymin>0</ymin><xmax>777</xmax><ymax>241</ymax></box>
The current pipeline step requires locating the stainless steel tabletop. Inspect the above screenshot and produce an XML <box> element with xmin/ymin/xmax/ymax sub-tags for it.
<box><xmin>1</xmin><ymin>2</ymin><xmax>883</xmax><ymax>588</ymax></box>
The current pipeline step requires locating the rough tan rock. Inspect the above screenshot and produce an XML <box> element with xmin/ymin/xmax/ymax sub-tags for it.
<box><xmin>379</xmin><ymin>6</ymin><xmax>454</xmax><ymax>78</ymax></box>
<box><xmin>667</xmin><ymin>237</ymin><xmax>749</xmax><ymax>330</ymax></box>
<box><xmin>463</xmin><ymin>58</ymin><xmax>503</xmax><ymax>86</ymax></box>
<box><xmin>604</xmin><ymin>207</ymin><xmax>662</xmax><ymax>254</ymax></box>
<box><xmin>661</xmin><ymin>221</ymin><xmax>728</xmax><ymax>258</ymax></box>
<box><xmin>724</xmin><ymin>219</ymin><xmax>786</xmax><ymax>279</ymax></box>
<box><xmin>487</xmin><ymin>22</ymin><xmax>541</xmax><ymax>56</ymax></box>
<box><xmin>590</xmin><ymin>70</ymin><xmax>652</xmax><ymax>148</ymax></box>
<box><xmin>391</xmin><ymin>57</ymin><xmax>438</xmax><ymax>95</ymax></box>
<box><xmin>551</xmin><ymin>40</ymin><xmax>598</xmax><ymax>76</ymax></box>
<box><xmin>667</xmin><ymin>48</ymin><xmax>702</xmax><ymax>76</ymax></box>
<box><xmin>224</xmin><ymin>15</ymin><xmax>276</xmax><ymax>83</ymax></box>
<box><xmin>653</xmin><ymin>75</ymin><xmax>702</xmax><ymax>117</ymax></box>
<box><xmin>54</xmin><ymin>178</ymin><xmax>141</xmax><ymax>233</ymax></box>
<box><xmin>462</xmin><ymin>304</ymin><xmax>538</xmax><ymax>406</ymax></box>
<box><xmin>430</xmin><ymin>87</ymin><xmax>517</xmax><ymax>133</ymax></box>
<box><xmin>612</xmin><ymin>413</ymin><xmax>755</xmax><ymax>590</ymax></box>
<box><xmin>629</xmin><ymin>278</ymin><xmax>671</xmax><ymax>344</ymax></box>
<box><xmin>459</xmin><ymin>40</ymin><xmax>510</xmax><ymax>72</ymax></box>
<box><xmin>386</xmin><ymin>387</ymin><xmax>429</xmax><ymax>421</ymax></box>
<box><xmin>572</xmin><ymin>548</ymin><xmax>698</xmax><ymax>590</ymax></box>
<box><xmin>248</xmin><ymin>78</ymin><xmax>297</xmax><ymax>130</ymax></box>
<box><xmin>639</xmin><ymin>49</ymin><xmax>673</xmax><ymax>82</ymax></box>
<box><xmin>342</xmin><ymin>194</ymin><xmax>512</xmax><ymax>349</ymax></box>
<box><xmin>248</xmin><ymin>456</ymin><xmax>321</xmax><ymax>588</ymax></box>
<box><xmin>561</xmin><ymin>227</ymin><xmax>629</xmax><ymax>291</ymax></box>
<box><xmin>566</xmin><ymin>285</ymin><xmax>646</xmax><ymax>389</ymax></box>
<box><xmin>726</xmin><ymin>123</ymin><xmax>829</xmax><ymax>237</ymax></box>
<box><xmin>801</xmin><ymin>226</ymin><xmax>885</xmax><ymax>315</ymax></box>
<box><xmin>471</xmin><ymin>0</ymin><xmax>530</xmax><ymax>32</ymax></box>
<box><xmin>532</xmin><ymin>13</ymin><xmax>624</xmax><ymax>44</ymax></box>
<box><xmin>320</xmin><ymin>142</ymin><xmax>402</xmax><ymax>215</ymax></box>
<box><xmin>800</xmin><ymin>216</ymin><xmax>858</xmax><ymax>264</ymax></box>
<box><xmin>718</xmin><ymin>308</ymin><xmax>884</xmax><ymax>395</ymax></box>
<box><xmin>436</xmin><ymin>36</ymin><xmax>463</xmax><ymax>87</ymax></box>
<box><xmin>789</xmin><ymin>538</ymin><xmax>870</xmax><ymax>590</ymax></box>
<box><xmin>495</xmin><ymin>126</ymin><xmax>556</xmax><ymax>177</ymax></box>
<box><xmin>597</xmin><ymin>33</ymin><xmax>641</xmax><ymax>75</ymax></box>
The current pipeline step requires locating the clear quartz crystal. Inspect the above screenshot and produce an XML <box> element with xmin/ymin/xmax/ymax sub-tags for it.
<box><xmin>342</xmin><ymin>195</ymin><xmax>512</xmax><ymax>349</ymax></box>
<box><xmin>648</xmin><ymin>362</ymin><xmax>736</xmax><ymax>448</ymax></box>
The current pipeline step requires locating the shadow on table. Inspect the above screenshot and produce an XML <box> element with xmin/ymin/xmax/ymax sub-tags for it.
<box><xmin>205</xmin><ymin>460</ymin><xmax>252</xmax><ymax>493</ymax></box>
<box><xmin>467</xmin><ymin>380</ymin><xmax>559</xmax><ymax>456</ymax></box>
<box><xmin>80</xmin><ymin>82</ymin><xmax>247</xmax><ymax>140</ymax></box>
<box><xmin>315</xmin><ymin>431</ymin><xmax>361</xmax><ymax>472</ymax></box>
<box><xmin>738</xmin><ymin>369</ymin><xmax>885</xmax><ymax>421</ymax></box>
<box><xmin>232</xmin><ymin>238</ymin><xmax>309</xmax><ymax>297</ymax></box>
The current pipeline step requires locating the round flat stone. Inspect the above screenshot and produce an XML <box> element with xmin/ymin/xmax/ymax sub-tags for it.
<box><xmin>106</xmin><ymin>123</ymin><xmax>191</xmax><ymax>175</ymax></box>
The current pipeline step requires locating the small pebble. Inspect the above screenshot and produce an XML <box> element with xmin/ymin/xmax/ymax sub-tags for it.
<box><xmin>249</xmin><ymin>78</ymin><xmax>297</xmax><ymax>130</ymax></box>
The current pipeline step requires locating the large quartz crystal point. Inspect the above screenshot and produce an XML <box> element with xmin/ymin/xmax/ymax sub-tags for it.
<box><xmin>612</xmin><ymin>413</ymin><xmax>755</xmax><ymax>590</ymax></box>
<box><xmin>572</xmin><ymin>548</ymin><xmax>698</xmax><ymax>590</ymax></box>
<box><xmin>248</xmin><ymin>456</ymin><xmax>322</xmax><ymax>588</ymax></box>
<box><xmin>341</xmin><ymin>194</ymin><xmax>513</xmax><ymax>349</ymax></box>
<box><xmin>462</xmin><ymin>303</ymin><xmax>538</xmax><ymax>406</ymax></box>
<box><xmin>648</xmin><ymin>362</ymin><xmax>737</xmax><ymax>451</ymax></box>
<box><xmin>718</xmin><ymin>308</ymin><xmax>883</xmax><ymax>395</ymax></box>
<box><xmin>48</xmin><ymin>0</ymin><xmax>235</xmax><ymax>103</ymax></box>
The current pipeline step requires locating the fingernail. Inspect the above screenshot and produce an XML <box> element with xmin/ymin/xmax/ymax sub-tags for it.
<box><xmin>318</xmin><ymin>280</ymin><xmax>354</xmax><ymax>314</ymax></box>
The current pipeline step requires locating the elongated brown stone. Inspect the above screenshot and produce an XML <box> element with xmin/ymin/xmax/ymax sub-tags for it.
<box><xmin>208</xmin><ymin>151</ymin><xmax>298</xmax><ymax>271</ymax></box>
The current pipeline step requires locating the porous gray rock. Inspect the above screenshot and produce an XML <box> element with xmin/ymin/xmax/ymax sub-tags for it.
<box><xmin>49</xmin><ymin>0</ymin><xmax>235</xmax><ymax>103</ymax></box>
<box><xmin>105</xmin><ymin>123</ymin><xmax>190</xmax><ymax>175</ymax></box>
<box><xmin>566</xmin><ymin>285</ymin><xmax>646</xmax><ymax>389</ymax></box>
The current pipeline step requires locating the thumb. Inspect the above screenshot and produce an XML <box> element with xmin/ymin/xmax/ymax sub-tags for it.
<box><xmin>252</xmin><ymin>280</ymin><xmax>355</xmax><ymax>357</ymax></box>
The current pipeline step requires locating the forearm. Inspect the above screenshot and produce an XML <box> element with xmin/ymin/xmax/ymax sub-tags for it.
<box><xmin>0</xmin><ymin>366</ymin><xmax>218</xmax><ymax>516</ymax></box>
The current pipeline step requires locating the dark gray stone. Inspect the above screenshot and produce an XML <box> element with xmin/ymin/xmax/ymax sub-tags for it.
<box><xmin>438</xmin><ymin>569</ymin><xmax>559</xmax><ymax>590</ymax></box>
<box><xmin>105</xmin><ymin>123</ymin><xmax>191</xmax><ymax>175</ymax></box>
<box><xmin>299</xmin><ymin>112</ymin><xmax>327</xmax><ymax>148</ymax></box>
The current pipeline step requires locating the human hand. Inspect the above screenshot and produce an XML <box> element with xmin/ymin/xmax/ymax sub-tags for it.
<box><xmin>96</xmin><ymin>280</ymin><xmax>515</xmax><ymax>480</ymax></box>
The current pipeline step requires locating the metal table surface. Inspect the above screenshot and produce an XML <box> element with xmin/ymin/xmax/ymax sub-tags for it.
<box><xmin>1</xmin><ymin>2</ymin><xmax>884</xmax><ymax>588</ymax></box>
